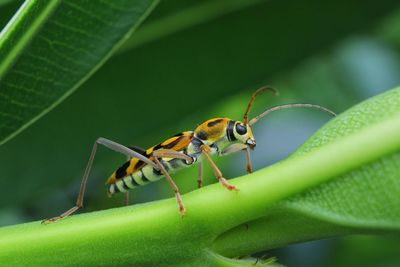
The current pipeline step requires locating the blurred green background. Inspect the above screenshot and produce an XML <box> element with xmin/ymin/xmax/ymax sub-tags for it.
<box><xmin>1</xmin><ymin>0</ymin><xmax>400</xmax><ymax>266</ymax></box>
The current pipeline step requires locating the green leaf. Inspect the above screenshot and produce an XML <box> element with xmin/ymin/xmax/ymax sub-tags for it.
<box><xmin>214</xmin><ymin>88</ymin><xmax>400</xmax><ymax>257</ymax></box>
<box><xmin>288</xmin><ymin>89</ymin><xmax>400</xmax><ymax>228</ymax></box>
<box><xmin>0</xmin><ymin>0</ymin><xmax>158</xmax><ymax>145</ymax></box>
<box><xmin>0</xmin><ymin>1</ymin><xmax>22</xmax><ymax>31</ymax></box>
<box><xmin>0</xmin><ymin>87</ymin><xmax>399</xmax><ymax>266</ymax></box>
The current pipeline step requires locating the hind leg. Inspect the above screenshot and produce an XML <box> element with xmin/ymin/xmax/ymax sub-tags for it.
<box><xmin>153</xmin><ymin>157</ymin><xmax>186</xmax><ymax>216</ymax></box>
<box><xmin>42</xmin><ymin>137</ymin><xmax>159</xmax><ymax>224</ymax></box>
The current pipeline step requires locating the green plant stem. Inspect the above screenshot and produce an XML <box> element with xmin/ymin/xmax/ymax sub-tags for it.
<box><xmin>0</xmin><ymin>109</ymin><xmax>399</xmax><ymax>266</ymax></box>
<box><xmin>212</xmin><ymin>205</ymin><xmax>391</xmax><ymax>258</ymax></box>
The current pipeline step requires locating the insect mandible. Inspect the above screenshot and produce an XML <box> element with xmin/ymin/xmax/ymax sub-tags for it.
<box><xmin>43</xmin><ymin>86</ymin><xmax>336</xmax><ymax>223</ymax></box>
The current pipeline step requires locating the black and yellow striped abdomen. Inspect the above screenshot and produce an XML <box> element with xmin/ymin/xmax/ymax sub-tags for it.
<box><xmin>106</xmin><ymin>131</ymin><xmax>194</xmax><ymax>195</ymax></box>
<box><xmin>108</xmin><ymin>157</ymin><xmax>191</xmax><ymax>194</ymax></box>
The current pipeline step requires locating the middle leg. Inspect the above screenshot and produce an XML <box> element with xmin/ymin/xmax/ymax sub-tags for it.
<box><xmin>201</xmin><ymin>145</ymin><xmax>237</xmax><ymax>191</ymax></box>
<box><xmin>153</xmin><ymin>156</ymin><xmax>186</xmax><ymax>216</ymax></box>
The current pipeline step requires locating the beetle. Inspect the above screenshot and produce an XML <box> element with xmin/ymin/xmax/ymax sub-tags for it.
<box><xmin>43</xmin><ymin>86</ymin><xmax>336</xmax><ymax>223</ymax></box>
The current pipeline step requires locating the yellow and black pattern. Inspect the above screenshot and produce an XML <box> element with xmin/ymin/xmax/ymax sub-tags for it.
<box><xmin>107</xmin><ymin>131</ymin><xmax>194</xmax><ymax>194</ymax></box>
<box><xmin>194</xmin><ymin>118</ymin><xmax>231</xmax><ymax>143</ymax></box>
<box><xmin>106</xmin><ymin>116</ymin><xmax>256</xmax><ymax>195</ymax></box>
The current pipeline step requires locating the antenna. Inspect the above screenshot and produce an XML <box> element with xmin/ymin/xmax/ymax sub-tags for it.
<box><xmin>243</xmin><ymin>86</ymin><xmax>278</xmax><ymax>125</ymax></box>
<box><xmin>249</xmin><ymin>103</ymin><xmax>337</xmax><ymax>126</ymax></box>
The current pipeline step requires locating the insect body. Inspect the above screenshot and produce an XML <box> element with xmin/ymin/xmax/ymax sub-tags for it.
<box><xmin>105</xmin><ymin>118</ymin><xmax>255</xmax><ymax>214</ymax></box>
<box><xmin>43</xmin><ymin>87</ymin><xmax>336</xmax><ymax>223</ymax></box>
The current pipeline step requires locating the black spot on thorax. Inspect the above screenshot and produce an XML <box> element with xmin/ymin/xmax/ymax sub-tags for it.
<box><xmin>207</xmin><ymin>119</ymin><xmax>224</xmax><ymax>127</ymax></box>
<box><xmin>196</xmin><ymin>130</ymin><xmax>207</xmax><ymax>140</ymax></box>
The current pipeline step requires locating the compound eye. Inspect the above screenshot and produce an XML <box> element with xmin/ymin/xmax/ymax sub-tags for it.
<box><xmin>235</xmin><ymin>123</ymin><xmax>247</xmax><ymax>135</ymax></box>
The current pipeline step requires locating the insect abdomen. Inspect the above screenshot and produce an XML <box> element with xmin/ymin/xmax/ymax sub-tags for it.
<box><xmin>108</xmin><ymin>157</ymin><xmax>191</xmax><ymax>194</ymax></box>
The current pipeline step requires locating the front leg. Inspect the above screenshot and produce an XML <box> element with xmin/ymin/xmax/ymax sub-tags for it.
<box><xmin>220</xmin><ymin>143</ymin><xmax>247</xmax><ymax>156</ymax></box>
<box><xmin>220</xmin><ymin>143</ymin><xmax>253</xmax><ymax>173</ymax></box>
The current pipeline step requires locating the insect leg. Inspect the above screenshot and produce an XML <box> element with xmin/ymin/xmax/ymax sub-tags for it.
<box><xmin>220</xmin><ymin>143</ymin><xmax>253</xmax><ymax>174</ymax></box>
<box><xmin>152</xmin><ymin>149</ymin><xmax>193</xmax><ymax>163</ymax></box>
<box><xmin>153</xmin><ymin>157</ymin><xmax>186</xmax><ymax>216</ymax></box>
<box><xmin>151</xmin><ymin>149</ymin><xmax>201</xmax><ymax>189</ymax></box>
<box><xmin>124</xmin><ymin>191</ymin><xmax>129</xmax><ymax>207</ymax></box>
<box><xmin>245</xmin><ymin>147</ymin><xmax>253</xmax><ymax>173</ymax></box>
<box><xmin>220</xmin><ymin>143</ymin><xmax>247</xmax><ymax>156</ymax></box>
<box><xmin>97</xmin><ymin>137</ymin><xmax>158</xmax><ymax>169</ymax></box>
<box><xmin>201</xmin><ymin>145</ymin><xmax>237</xmax><ymax>191</ymax></box>
<box><xmin>197</xmin><ymin>161</ymin><xmax>203</xmax><ymax>188</ymax></box>
<box><xmin>42</xmin><ymin>137</ymin><xmax>157</xmax><ymax>224</ymax></box>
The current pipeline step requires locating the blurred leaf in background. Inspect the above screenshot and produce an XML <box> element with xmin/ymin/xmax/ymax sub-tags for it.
<box><xmin>1</xmin><ymin>0</ymin><xmax>400</xmax><ymax>266</ymax></box>
<box><xmin>0</xmin><ymin>0</ymin><xmax>158</xmax><ymax>145</ymax></box>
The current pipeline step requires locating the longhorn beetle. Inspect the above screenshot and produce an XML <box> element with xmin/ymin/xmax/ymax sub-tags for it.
<box><xmin>43</xmin><ymin>86</ymin><xmax>336</xmax><ymax>223</ymax></box>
